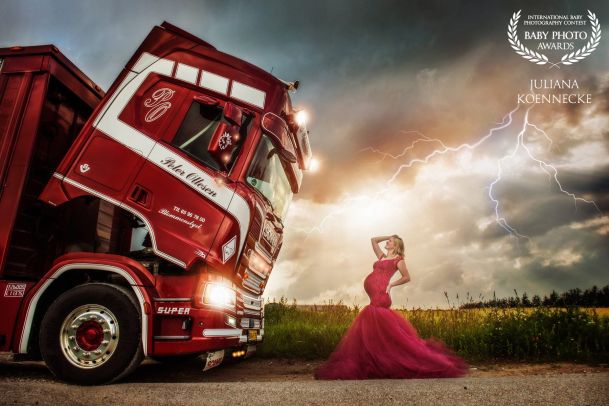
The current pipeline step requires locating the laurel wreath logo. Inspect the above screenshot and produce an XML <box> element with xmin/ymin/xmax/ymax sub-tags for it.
<box><xmin>507</xmin><ymin>9</ymin><xmax>601</xmax><ymax>68</ymax></box>
<box><xmin>561</xmin><ymin>10</ymin><xmax>602</xmax><ymax>65</ymax></box>
<box><xmin>508</xmin><ymin>10</ymin><xmax>549</xmax><ymax>65</ymax></box>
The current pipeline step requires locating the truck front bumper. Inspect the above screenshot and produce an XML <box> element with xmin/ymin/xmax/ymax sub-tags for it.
<box><xmin>151</xmin><ymin>305</ymin><xmax>263</xmax><ymax>356</ymax></box>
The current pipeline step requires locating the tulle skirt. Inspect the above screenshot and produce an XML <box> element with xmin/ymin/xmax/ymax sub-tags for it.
<box><xmin>314</xmin><ymin>304</ymin><xmax>469</xmax><ymax>380</ymax></box>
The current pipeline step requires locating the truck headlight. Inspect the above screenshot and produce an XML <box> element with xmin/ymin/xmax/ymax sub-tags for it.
<box><xmin>203</xmin><ymin>283</ymin><xmax>236</xmax><ymax>310</ymax></box>
<box><xmin>225</xmin><ymin>314</ymin><xmax>236</xmax><ymax>328</ymax></box>
<box><xmin>295</xmin><ymin>109</ymin><xmax>308</xmax><ymax>126</ymax></box>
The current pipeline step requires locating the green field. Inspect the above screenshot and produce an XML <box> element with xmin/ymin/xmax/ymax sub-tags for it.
<box><xmin>257</xmin><ymin>297</ymin><xmax>609</xmax><ymax>362</ymax></box>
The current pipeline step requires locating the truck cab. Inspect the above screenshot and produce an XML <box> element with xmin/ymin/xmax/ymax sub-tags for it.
<box><xmin>0</xmin><ymin>21</ymin><xmax>311</xmax><ymax>384</ymax></box>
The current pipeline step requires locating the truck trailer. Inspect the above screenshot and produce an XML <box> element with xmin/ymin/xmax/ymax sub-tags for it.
<box><xmin>0</xmin><ymin>21</ymin><xmax>312</xmax><ymax>385</ymax></box>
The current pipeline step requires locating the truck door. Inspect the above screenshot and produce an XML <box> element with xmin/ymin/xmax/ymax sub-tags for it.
<box><xmin>125</xmin><ymin>87</ymin><xmax>250</xmax><ymax>268</ymax></box>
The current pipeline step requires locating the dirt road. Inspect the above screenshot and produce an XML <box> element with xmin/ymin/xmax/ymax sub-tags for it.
<box><xmin>1</xmin><ymin>355</ymin><xmax>607</xmax><ymax>405</ymax></box>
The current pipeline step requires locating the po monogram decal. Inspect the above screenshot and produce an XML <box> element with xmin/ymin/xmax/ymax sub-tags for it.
<box><xmin>144</xmin><ymin>87</ymin><xmax>175</xmax><ymax>122</ymax></box>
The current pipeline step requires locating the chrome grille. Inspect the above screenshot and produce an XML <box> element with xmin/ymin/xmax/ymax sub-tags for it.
<box><xmin>260</xmin><ymin>238</ymin><xmax>274</xmax><ymax>257</ymax></box>
<box><xmin>251</xmin><ymin>210</ymin><xmax>263</xmax><ymax>240</ymax></box>
<box><xmin>261</xmin><ymin>221</ymin><xmax>278</xmax><ymax>256</ymax></box>
<box><xmin>240</xmin><ymin>318</ymin><xmax>261</xmax><ymax>329</ymax></box>
<box><xmin>243</xmin><ymin>270</ymin><xmax>264</xmax><ymax>294</ymax></box>
<box><xmin>242</xmin><ymin>294</ymin><xmax>263</xmax><ymax>311</ymax></box>
<box><xmin>238</xmin><ymin>289</ymin><xmax>263</xmax><ymax>318</ymax></box>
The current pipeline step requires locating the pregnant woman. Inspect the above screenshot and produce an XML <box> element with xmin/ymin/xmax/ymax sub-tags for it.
<box><xmin>314</xmin><ymin>235</ymin><xmax>468</xmax><ymax>380</ymax></box>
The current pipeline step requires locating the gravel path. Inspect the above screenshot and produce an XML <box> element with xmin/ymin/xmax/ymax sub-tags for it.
<box><xmin>1</xmin><ymin>356</ymin><xmax>607</xmax><ymax>405</ymax></box>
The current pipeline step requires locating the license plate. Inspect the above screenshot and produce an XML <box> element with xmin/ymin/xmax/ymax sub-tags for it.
<box><xmin>203</xmin><ymin>349</ymin><xmax>224</xmax><ymax>371</ymax></box>
<box><xmin>248</xmin><ymin>329</ymin><xmax>257</xmax><ymax>341</ymax></box>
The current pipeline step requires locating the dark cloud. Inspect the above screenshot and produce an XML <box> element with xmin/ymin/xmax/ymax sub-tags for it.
<box><xmin>523</xmin><ymin>230</ymin><xmax>609</xmax><ymax>291</ymax></box>
<box><xmin>418</xmin><ymin>261</ymin><xmax>466</xmax><ymax>292</ymax></box>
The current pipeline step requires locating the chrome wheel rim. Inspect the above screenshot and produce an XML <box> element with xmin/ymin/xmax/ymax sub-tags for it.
<box><xmin>60</xmin><ymin>304</ymin><xmax>119</xmax><ymax>369</ymax></box>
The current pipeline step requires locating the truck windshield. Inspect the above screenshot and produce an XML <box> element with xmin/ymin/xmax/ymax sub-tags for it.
<box><xmin>246</xmin><ymin>134</ymin><xmax>293</xmax><ymax>220</ymax></box>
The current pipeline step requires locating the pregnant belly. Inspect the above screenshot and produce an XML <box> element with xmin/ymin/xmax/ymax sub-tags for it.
<box><xmin>364</xmin><ymin>271</ymin><xmax>391</xmax><ymax>307</ymax></box>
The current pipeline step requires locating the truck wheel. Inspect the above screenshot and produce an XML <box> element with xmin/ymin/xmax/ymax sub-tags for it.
<box><xmin>39</xmin><ymin>283</ymin><xmax>144</xmax><ymax>385</ymax></box>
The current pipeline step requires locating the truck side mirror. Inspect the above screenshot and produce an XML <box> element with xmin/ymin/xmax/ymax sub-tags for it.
<box><xmin>261</xmin><ymin>112</ymin><xmax>298</xmax><ymax>164</ymax></box>
<box><xmin>261</xmin><ymin>112</ymin><xmax>286</xmax><ymax>147</ymax></box>
<box><xmin>223</xmin><ymin>102</ymin><xmax>242</xmax><ymax>125</ymax></box>
<box><xmin>267</xmin><ymin>146</ymin><xmax>297</xmax><ymax>164</ymax></box>
<box><xmin>208</xmin><ymin>121</ymin><xmax>240</xmax><ymax>171</ymax></box>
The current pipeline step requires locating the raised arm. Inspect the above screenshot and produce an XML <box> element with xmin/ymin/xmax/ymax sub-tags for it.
<box><xmin>371</xmin><ymin>235</ymin><xmax>392</xmax><ymax>259</ymax></box>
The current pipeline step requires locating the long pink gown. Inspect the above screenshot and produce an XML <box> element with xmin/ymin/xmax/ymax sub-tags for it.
<box><xmin>314</xmin><ymin>254</ymin><xmax>469</xmax><ymax>380</ymax></box>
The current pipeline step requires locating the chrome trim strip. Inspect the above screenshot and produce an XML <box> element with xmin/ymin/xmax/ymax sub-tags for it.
<box><xmin>202</xmin><ymin>328</ymin><xmax>242</xmax><ymax>337</ymax></box>
<box><xmin>247</xmin><ymin>267</ymin><xmax>267</xmax><ymax>280</ymax></box>
<box><xmin>245</xmin><ymin>270</ymin><xmax>264</xmax><ymax>282</ymax></box>
<box><xmin>236</xmin><ymin>287</ymin><xmax>260</xmax><ymax>299</ymax></box>
<box><xmin>242</xmin><ymin>287</ymin><xmax>262</xmax><ymax>295</ymax></box>
<box><xmin>239</xmin><ymin>291</ymin><xmax>263</xmax><ymax>302</ymax></box>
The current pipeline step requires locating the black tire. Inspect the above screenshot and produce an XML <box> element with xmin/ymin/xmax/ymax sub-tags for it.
<box><xmin>39</xmin><ymin>283</ymin><xmax>144</xmax><ymax>385</ymax></box>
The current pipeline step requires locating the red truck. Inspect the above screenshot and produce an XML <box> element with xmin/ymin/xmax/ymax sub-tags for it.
<box><xmin>0</xmin><ymin>21</ymin><xmax>312</xmax><ymax>385</ymax></box>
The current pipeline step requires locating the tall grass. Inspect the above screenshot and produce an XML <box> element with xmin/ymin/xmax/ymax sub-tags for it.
<box><xmin>257</xmin><ymin>296</ymin><xmax>609</xmax><ymax>362</ymax></box>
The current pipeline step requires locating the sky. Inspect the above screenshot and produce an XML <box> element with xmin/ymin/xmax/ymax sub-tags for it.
<box><xmin>1</xmin><ymin>0</ymin><xmax>608</xmax><ymax>308</ymax></box>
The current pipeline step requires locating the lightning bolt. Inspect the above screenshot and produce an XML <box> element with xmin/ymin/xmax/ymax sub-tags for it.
<box><xmin>520</xmin><ymin>109</ymin><xmax>602</xmax><ymax>214</ymax></box>
<box><xmin>300</xmin><ymin>105</ymin><xmax>604</xmax><ymax>240</ymax></box>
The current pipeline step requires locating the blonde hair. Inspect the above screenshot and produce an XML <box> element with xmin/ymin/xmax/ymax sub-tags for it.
<box><xmin>391</xmin><ymin>234</ymin><xmax>405</xmax><ymax>257</ymax></box>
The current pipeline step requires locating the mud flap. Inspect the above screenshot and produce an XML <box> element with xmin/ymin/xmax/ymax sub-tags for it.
<box><xmin>202</xmin><ymin>349</ymin><xmax>225</xmax><ymax>371</ymax></box>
